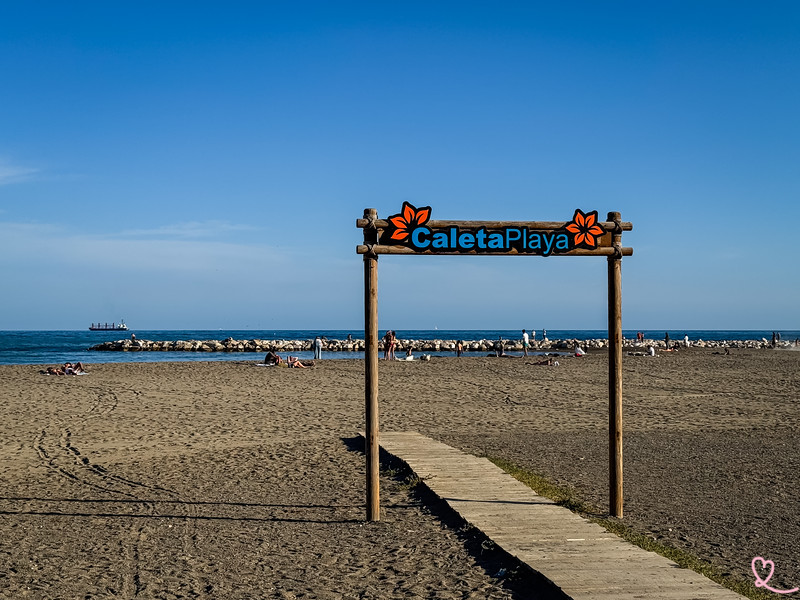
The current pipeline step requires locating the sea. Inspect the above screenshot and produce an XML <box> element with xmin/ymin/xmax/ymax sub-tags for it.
<box><xmin>1</xmin><ymin>329</ymin><xmax>798</xmax><ymax>366</ymax></box>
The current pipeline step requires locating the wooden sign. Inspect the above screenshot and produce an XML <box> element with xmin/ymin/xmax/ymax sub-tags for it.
<box><xmin>357</xmin><ymin>202</ymin><xmax>632</xmax><ymax>257</ymax></box>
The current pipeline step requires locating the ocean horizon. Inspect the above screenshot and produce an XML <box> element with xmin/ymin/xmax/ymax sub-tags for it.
<box><xmin>1</xmin><ymin>329</ymin><xmax>798</xmax><ymax>366</ymax></box>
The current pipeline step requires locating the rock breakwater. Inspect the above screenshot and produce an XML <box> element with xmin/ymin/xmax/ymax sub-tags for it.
<box><xmin>87</xmin><ymin>336</ymin><xmax>794</xmax><ymax>353</ymax></box>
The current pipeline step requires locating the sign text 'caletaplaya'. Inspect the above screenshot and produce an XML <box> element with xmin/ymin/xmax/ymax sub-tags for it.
<box><xmin>380</xmin><ymin>202</ymin><xmax>607</xmax><ymax>256</ymax></box>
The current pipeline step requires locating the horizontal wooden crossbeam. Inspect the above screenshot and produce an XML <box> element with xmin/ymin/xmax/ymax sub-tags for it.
<box><xmin>356</xmin><ymin>244</ymin><xmax>634</xmax><ymax>257</ymax></box>
<box><xmin>356</xmin><ymin>218</ymin><xmax>633</xmax><ymax>231</ymax></box>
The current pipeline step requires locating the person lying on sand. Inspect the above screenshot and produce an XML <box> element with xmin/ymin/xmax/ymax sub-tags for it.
<box><xmin>40</xmin><ymin>366</ymin><xmax>64</xmax><ymax>375</ymax></box>
<box><xmin>287</xmin><ymin>356</ymin><xmax>315</xmax><ymax>368</ymax></box>
<box><xmin>528</xmin><ymin>357</ymin><xmax>559</xmax><ymax>366</ymax></box>
<box><xmin>627</xmin><ymin>347</ymin><xmax>657</xmax><ymax>357</ymax></box>
<box><xmin>40</xmin><ymin>362</ymin><xmax>87</xmax><ymax>375</ymax></box>
<box><xmin>264</xmin><ymin>351</ymin><xmax>284</xmax><ymax>365</ymax></box>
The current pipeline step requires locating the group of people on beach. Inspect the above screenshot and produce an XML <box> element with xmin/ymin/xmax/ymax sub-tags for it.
<box><xmin>520</xmin><ymin>329</ymin><xmax>549</xmax><ymax>354</ymax></box>
<box><xmin>260</xmin><ymin>335</ymin><xmax>327</xmax><ymax>368</ymax></box>
<box><xmin>486</xmin><ymin>332</ymin><xmax>566</xmax><ymax>362</ymax></box>
<box><xmin>383</xmin><ymin>331</ymin><xmax>432</xmax><ymax>361</ymax></box>
<box><xmin>383</xmin><ymin>331</ymin><xmax>397</xmax><ymax>360</ymax></box>
<box><xmin>41</xmin><ymin>362</ymin><xmax>87</xmax><ymax>376</ymax></box>
<box><xmin>263</xmin><ymin>351</ymin><xmax>314</xmax><ymax>368</ymax></box>
<box><xmin>663</xmin><ymin>332</ymin><xmax>691</xmax><ymax>349</ymax></box>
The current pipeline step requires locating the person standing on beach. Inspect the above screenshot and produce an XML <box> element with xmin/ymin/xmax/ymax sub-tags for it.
<box><xmin>665</xmin><ymin>332</ymin><xmax>670</xmax><ymax>349</ymax></box>
<box><xmin>684</xmin><ymin>334</ymin><xmax>690</xmax><ymax>348</ymax></box>
<box><xmin>521</xmin><ymin>329</ymin><xmax>530</xmax><ymax>356</ymax></box>
<box><xmin>313</xmin><ymin>336</ymin><xmax>323</xmax><ymax>360</ymax></box>
<box><xmin>495</xmin><ymin>336</ymin><xmax>505</xmax><ymax>357</ymax></box>
<box><xmin>383</xmin><ymin>331</ymin><xmax>397</xmax><ymax>360</ymax></box>
<box><xmin>456</xmin><ymin>340</ymin><xmax>463</xmax><ymax>357</ymax></box>
<box><xmin>383</xmin><ymin>331</ymin><xmax>391</xmax><ymax>360</ymax></box>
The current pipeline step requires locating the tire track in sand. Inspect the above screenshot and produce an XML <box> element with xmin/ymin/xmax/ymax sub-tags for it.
<box><xmin>120</xmin><ymin>524</ymin><xmax>145</xmax><ymax>598</ymax></box>
<box><xmin>33</xmin><ymin>384</ymin><xmax>209</xmax><ymax>598</ymax></box>
<box><xmin>32</xmin><ymin>427</ymin><xmax>173</xmax><ymax>502</ymax></box>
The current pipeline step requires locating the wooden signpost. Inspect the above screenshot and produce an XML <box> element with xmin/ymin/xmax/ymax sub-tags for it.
<box><xmin>357</xmin><ymin>204</ymin><xmax>633</xmax><ymax>520</ymax></box>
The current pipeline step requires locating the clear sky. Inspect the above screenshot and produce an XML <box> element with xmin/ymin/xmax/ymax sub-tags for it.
<box><xmin>1</xmin><ymin>1</ymin><xmax>798</xmax><ymax>331</ymax></box>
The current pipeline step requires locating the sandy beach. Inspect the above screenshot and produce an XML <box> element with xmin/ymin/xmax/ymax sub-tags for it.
<box><xmin>1</xmin><ymin>348</ymin><xmax>798</xmax><ymax>598</ymax></box>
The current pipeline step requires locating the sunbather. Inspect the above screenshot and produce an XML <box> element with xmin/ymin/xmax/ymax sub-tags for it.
<box><xmin>264</xmin><ymin>351</ymin><xmax>284</xmax><ymax>365</ymax></box>
<box><xmin>287</xmin><ymin>356</ymin><xmax>307</xmax><ymax>368</ymax></box>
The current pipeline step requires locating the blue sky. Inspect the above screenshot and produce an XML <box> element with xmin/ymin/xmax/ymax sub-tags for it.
<box><xmin>1</xmin><ymin>1</ymin><xmax>798</xmax><ymax>330</ymax></box>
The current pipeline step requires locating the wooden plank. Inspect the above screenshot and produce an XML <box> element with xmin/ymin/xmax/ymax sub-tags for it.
<box><xmin>375</xmin><ymin>432</ymin><xmax>744</xmax><ymax>600</ymax></box>
<box><xmin>356</xmin><ymin>244</ymin><xmax>634</xmax><ymax>257</ymax></box>
<box><xmin>356</xmin><ymin>218</ymin><xmax>633</xmax><ymax>231</ymax></box>
<box><xmin>607</xmin><ymin>211</ymin><xmax>624</xmax><ymax>518</ymax></box>
<box><xmin>363</xmin><ymin>208</ymin><xmax>380</xmax><ymax>522</ymax></box>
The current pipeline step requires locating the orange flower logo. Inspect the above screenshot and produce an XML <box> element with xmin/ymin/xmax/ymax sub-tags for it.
<box><xmin>388</xmin><ymin>202</ymin><xmax>432</xmax><ymax>241</ymax></box>
<box><xmin>566</xmin><ymin>209</ymin><xmax>604</xmax><ymax>248</ymax></box>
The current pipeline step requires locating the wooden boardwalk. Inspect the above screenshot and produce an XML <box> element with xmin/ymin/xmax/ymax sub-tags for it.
<box><xmin>377</xmin><ymin>432</ymin><xmax>744</xmax><ymax>600</ymax></box>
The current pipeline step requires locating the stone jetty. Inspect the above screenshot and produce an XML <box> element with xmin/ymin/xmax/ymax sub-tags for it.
<box><xmin>87</xmin><ymin>336</ymin><xmax>793</xmax><ymax>353</ymax></box>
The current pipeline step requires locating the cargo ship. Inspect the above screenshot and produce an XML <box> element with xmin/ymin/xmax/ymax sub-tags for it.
<box><xmin>89</xmin><ymin>320</ymin><xmax>128</xmax><ymax>331</ymax></box>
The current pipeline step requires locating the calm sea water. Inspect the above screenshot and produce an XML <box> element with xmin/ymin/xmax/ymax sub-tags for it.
<box><xmin>1</xmin><ymin>329</ymin><xmax>797</xmax><ymax>366</ymax></box>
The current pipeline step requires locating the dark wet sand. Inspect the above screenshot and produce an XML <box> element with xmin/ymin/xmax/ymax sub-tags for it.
<box><xmin>1</xmin><ymin>348</ymin><xmax>797</xmax><ymax>598</ymax></box>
